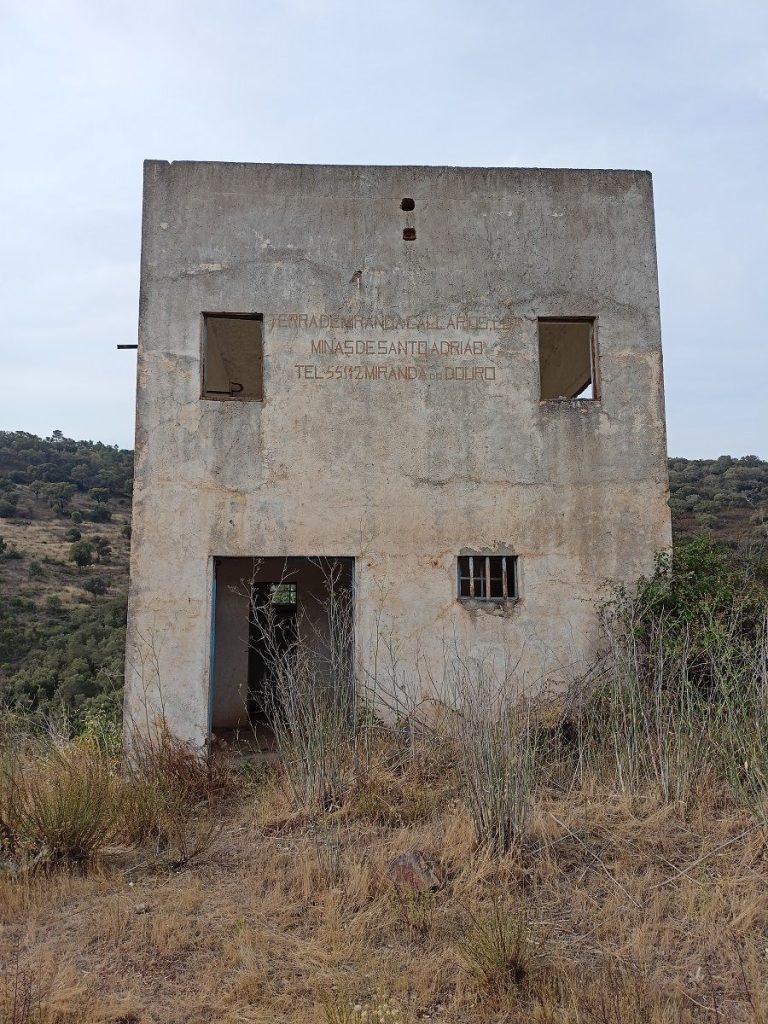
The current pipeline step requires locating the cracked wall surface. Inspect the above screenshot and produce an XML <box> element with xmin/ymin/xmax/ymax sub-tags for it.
<box><xmin>124</xmin><ymin>162</ymin><xmax>671</xmax><ymax>746</ymax></box>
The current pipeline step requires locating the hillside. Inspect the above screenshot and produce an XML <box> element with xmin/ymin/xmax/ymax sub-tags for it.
<box><xmin>0</xmin><ymin>431</ymin><xmax>132</xmax><ymax>725</ymax></box>
<box><xmin>669</xmin><ymin>455</ymin><xmax>768</xmax><ymax>545</ymax></box>
<box><xmin>0</xmin><ymin>430</ymin><xmax>766</xmax><ymax>721</ymax></box>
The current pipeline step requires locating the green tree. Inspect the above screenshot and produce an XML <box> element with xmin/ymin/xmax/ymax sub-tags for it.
<box><xmin>0</xmin><ymin>496</ymin><xmax>18</xmax><ymax>518</ymax></box>
<box><xmin>69</xmin><ymin>540</ymin><xmax>93</xmax><ymax>569</ymax></box>
<box><xmin>83</xmin><ymin>577</ymin><xmax>108</xmax><ymax>597</ymax></box>
<box><xmin>40</xmin><ymin>482</ymin><xmax>76</xmax><ymax>515</ymax></box>
<box><xmin>92</xmin><ymin>536</ymin><xmax>112</xmax><ymax>564</ymax></box>
<box><xmin>86</xmin><ymin>506</ymin><xmax>112</xmax><ymax>523</ymax></box>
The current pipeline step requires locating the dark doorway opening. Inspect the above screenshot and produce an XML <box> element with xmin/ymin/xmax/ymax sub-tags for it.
<box><xmin>209</xmin><ymin>557</ymin><xmax>354</xmax><ymax>754</ymax></box>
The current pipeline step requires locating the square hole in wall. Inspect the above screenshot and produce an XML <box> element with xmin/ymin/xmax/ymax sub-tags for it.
<box><xmin>538</xmin><ymin>317</ymin><xmax>598</xmax><ymax>401</ymax></box>
<box><xmin>202</xmin><ymin>313</ymin><xmax>264</xmax><ymax>400</ymax></box>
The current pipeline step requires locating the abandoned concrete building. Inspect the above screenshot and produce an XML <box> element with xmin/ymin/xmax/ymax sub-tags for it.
<box><xmin>124</xmin><ymin>161</ymin><xmax>671</xmax><ymax>748</ymax></box>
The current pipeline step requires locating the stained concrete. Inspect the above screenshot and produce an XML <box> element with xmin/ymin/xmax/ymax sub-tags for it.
<box><xmin>124</xmin><ymin>162</ymin><xmax>671</xmax><ymax>747</ymax></box>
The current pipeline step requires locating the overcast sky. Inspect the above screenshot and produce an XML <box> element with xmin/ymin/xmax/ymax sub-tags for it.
<box><xmin>0</xmin><ymin>0</ymin><xmax>765</xmax><ymax>457</ymax></box>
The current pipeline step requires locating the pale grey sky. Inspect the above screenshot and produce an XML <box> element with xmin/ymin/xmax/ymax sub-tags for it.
<box><xmin>0</xmin><ymin>0</ymin><xmax>765</xmax><ymax>456</ymax></box>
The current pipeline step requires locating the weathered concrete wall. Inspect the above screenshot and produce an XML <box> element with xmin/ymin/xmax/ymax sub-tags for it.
<box><xmin>125</xmin><ymin>162</ymin><xmax>671</xmax><ymax>746</ymax></box>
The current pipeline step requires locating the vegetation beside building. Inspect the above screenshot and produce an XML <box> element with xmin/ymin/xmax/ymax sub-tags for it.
<box><xmin>0</xmin><ymin>430</ymin><xmax>766</xmax><ymax>724</ymax></box>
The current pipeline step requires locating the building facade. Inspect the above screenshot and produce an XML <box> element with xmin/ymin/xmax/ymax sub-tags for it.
<box><xmin>125</xmin><ymin>161</ymin><xmax>671</xmax><ymax>747</ymax></box>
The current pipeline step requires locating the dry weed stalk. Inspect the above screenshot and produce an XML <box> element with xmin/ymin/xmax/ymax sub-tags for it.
<box><xmin>249</xmin><ymin>560</ymin><xmax>360</xmax><ymax>812</ymax></box>
<box><xmin>0</xmin><ymin>947</ymin><xmax>45</xmax><ymax>1024</ymax></box>
<box><xmin>122</xmin><ymin>722</ymin><xmax>227</xmax><ymax>868</ymax></box>
<box><xmin>444</xmin><ymin>649</ymin><xmax>542</xmax><ymax>854</ymax></box>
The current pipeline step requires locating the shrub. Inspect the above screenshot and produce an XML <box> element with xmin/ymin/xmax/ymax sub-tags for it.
<box><xmin>457</xmin><ymin>898</ymin><xmax>543</xmax><ymax>1002</ymax></box>
<box><xmin>625</xmin><ymin>538</ymin><xmax>768</xmax><ymax>696</ymax></box>
<box><xmin>64</xmin><ymin>527</ymin><xmax>81</xmax><ymax>542</ymax></box>
<box><xmin>446</xmin><ymin>656</ymin><xmax>541</xmax><ymax>854</ymax></box>
<box><xmin>86</xmin><ymin>506</ymin><xmax>112</xmax><ymax>523</ymax></box>
<box><xmin>570</xmin><ymin>538</ymin><xmax>768</xmax><ymax>804</ymax></box>
<box><xmin>92</xmin><ymin>536</ymin><xmax>112</xmax><ymax>563</ymax></box>
<box><xmin>255</xmin><ymin>567</ymin><xmax>358</xmax><ymax>813</ymax></box>
<box><xmin>68</xmin><ymin>540</ymin><xmax>93</xmax><ymax>569</ymax></box>
<box><xmin>0</xmin><ymin>738</ymin><xmax>122</xmax><ymax>867</ymax></box>
<box><xmin>83</xmin><ymin>577</ymin><xmax>108</xmax><ymax>597</ymax></box>
<box><xmin>122</xmin><ymin>726</ymin><xmax>228</xmax><ymax>867</ymax></box>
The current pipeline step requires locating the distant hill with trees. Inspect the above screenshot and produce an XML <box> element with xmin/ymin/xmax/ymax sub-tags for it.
<box><xmin>0</xmin><ymin>430</ymin><xmax>765</xmax><ymax>723</ymax></box>
<box><xmin>669</xmin><ymin>455</ymin><xmax>768</xmax><ymax>546</ymax></box>
<box><xmin>0</xmin><ymin>430</ymin><xmax>133</xmax><ymax>727</ymax></box>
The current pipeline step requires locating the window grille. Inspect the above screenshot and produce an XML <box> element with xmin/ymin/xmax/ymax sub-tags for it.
<box><xmin>457</xmin><ymin>555</ymin><xmax>517</xmax><ymax>601</ymax></box>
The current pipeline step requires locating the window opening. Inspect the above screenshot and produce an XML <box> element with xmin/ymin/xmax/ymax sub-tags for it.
<box><xmin>268</xmin><ymin>582</ymin><xmax>297</xmax><ymax>608</ymax></box>
<box><xmin>202</xmin><ymin>312</ymin><xmax>264</xmax><ymax>400</ymax></box>
<box><xmin>458</xmin><ymin>555</ymin><xmax>517</xmax><ymax>601</ymax></box>
<box><xmin>538</xmin><ymin>317</ymin><xmax>597</xmax><ymax>401</ymax></box>
<box><xmin>403</xmin><ymin>227</ymin><xmax>416</xmax><ymax>241</ymax></box>
<box><xmin>400</xmin><ymin>197</ymin><xmax>415</xmax><ymax>211</ymax></box>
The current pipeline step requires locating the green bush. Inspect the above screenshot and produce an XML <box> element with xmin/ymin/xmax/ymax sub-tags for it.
<box><xmin>571</xmin><ymin>538</ymin><xmax>768</xmax><ymax>805</ymax></box>
<box><xmin>86</xmin><ymin>506</ymin><xmax>112</xmax><ymax>523</ymax></box>
<box><xmin>618</xmin><ymin>537</ymin><xmax>767</xmax><ymax>696</ymax></box>
<box><xmin>69</xmin><ymin>540</ymin><xmax>93</xmax><ymax>569</ymax></box>
<box><xmin>457</xmin><ymin>899</ymin><xmax>543</xmax><ymax>1001</ymax></box>
<box><xmin>0</xmin><ymin>498</ymin><xmax>17</xmax><ymax>518</ymax></box>
<box><xmin>83</xmin><ymin>577</ymin><xmax>108</xmax><ymax>597</ymax></box>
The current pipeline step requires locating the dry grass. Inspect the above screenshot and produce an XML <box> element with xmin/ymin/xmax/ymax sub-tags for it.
<box><xmin>0</xmin><ymin>738</ymin><xmax>123</xmax><ymax>868</ymax></box>
<box><xmin>1</xmin><ymin>738</ymin><xmax>768</xmax><ymax>1024</ymax></box>
<box><xmin>2</xmin><ymin>562</ymin><xmax>767</xmax><ymax>1021</ymax></box>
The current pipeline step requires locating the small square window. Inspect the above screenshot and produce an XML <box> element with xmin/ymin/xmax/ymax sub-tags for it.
<box><xmin>458</xmin><ymin>555</ymin><xmax>518</xmax><ymax>602</ymax></box>
<box><xmin>202</xmin><ymin>313</ymin><xmax>263</xmax><ymax>400</ymax></box>
<box><xmin>269</xmin><ymin>582</ymin><xmax>297</xmax><ymax>608</ymax></box>
<box><xmin>538</xmin><ymin>317</ymin><xmax>597</xmax><ymax>401</ymax></box>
